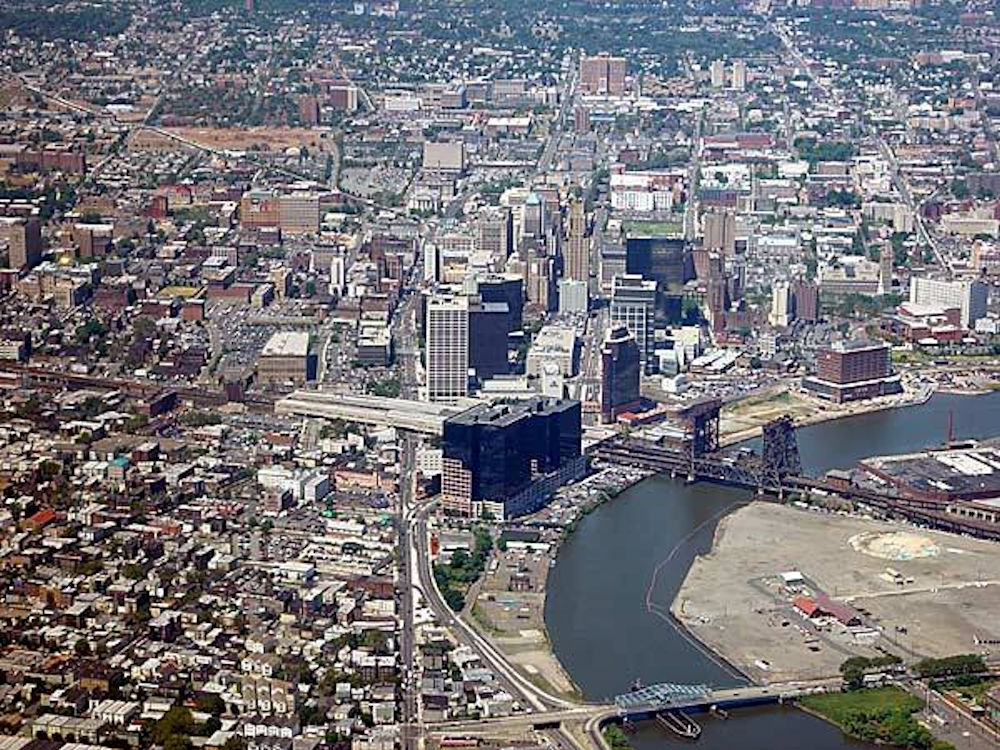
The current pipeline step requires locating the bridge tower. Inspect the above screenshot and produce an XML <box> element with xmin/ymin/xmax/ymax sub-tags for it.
<box><xmin>679</xmin><ymin>398</ymin><xmax>722</xmax><ymax>461</ymax></box>
<box><xmin>759</xmin><ymin>415</ymin><xmax>801</xmax><ymax>492</ymax></box>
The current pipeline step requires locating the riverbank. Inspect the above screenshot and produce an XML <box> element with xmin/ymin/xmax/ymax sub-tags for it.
<box><xmin>718</xmin><ymin>381</ymin><xmax>936</xmax><ymax>447</ymax></box>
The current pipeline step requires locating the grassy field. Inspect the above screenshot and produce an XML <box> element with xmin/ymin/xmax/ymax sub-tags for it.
<box><xmin>622</xmin><ymin>219</ymin><xmax>682</xmax><ymax>236</ymax></box>
<box><xmin>800</xmin><ymin>687</ymin><xmax>922</xmax><ymax>724</ymax></box>
<box><xmin>800</xmin><ymin>688</ymin><xmax>951</xmax><ymax>750</ymax></box>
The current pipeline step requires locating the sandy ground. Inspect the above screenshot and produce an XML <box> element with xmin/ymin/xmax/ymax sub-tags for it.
<box><xmin>671</xmin><ymin>502</ymin><xmax>1000</xmax><ymax>684</ymax></box>
<box><xmin>163</xmin><ymin>126</ymin><xmax>328</xmax><ymax>151</ymax></box>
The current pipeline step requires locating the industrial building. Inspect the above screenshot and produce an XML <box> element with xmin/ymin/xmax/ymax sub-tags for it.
<box><xmin>861</xmin><ymin>445</ymin><xmax>1000</xmax><ymax>505</ymax></box>
<box><xmin>440</xmin><ymin>397</ymin><xmax>583</xmax><ymax>519</ymax></box>
<box><xmin>257</xmin><ymin>331</ymin><xmax>315</xmax><ymax>386</ymax></box>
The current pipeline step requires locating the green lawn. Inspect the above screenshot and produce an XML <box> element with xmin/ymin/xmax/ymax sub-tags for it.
<box><xmin>801</xmin><ymin>687</ymin><xmax>921</xmax><ymax>723</ymax></box>
<box><xmin>622</xmin><ymin>219</ymin><xmax>682</xmax><ymax>236</ymax></box>
<box><xmin>800</xmin><ymin>688</ymin><xmax>953</xmax><ymax>750</ymax></box>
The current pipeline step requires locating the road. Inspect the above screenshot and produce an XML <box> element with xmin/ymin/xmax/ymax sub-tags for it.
<box><xmin>907</xmin><ymin>682</ymin><xmax>1000</xmax><ymax>750</ymax></box>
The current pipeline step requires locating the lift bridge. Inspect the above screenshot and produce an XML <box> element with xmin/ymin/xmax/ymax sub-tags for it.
<box><xmin>590</xmin><ymin>399</ymin><xmax>802</xmax><ymax>494</ymax></box>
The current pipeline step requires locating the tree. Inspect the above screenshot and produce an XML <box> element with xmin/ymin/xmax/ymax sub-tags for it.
<box><xmin>150</xmin><ymin>707</ymin><xmax>194</xmax><ymax>746</ymax></box>
<box><xmin>196</xmin><ymin>694</ymin><xmax>225</xmax><ymax>716</ymax></box>
<box><xmin>164</xmin><ymin>736</ymin><xmax>193</xmax><ymax>750</ymax></box>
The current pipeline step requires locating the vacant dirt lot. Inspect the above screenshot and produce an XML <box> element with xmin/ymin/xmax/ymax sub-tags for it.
<box><xmin>164</xmin><ymin>126</ymin><xmax>329</xmax><ymax>151</ymax></box>
<box><xmin>672</xmin><ymin>502</ymin><xmax>1000</xmax><ymax>683</ymax></box>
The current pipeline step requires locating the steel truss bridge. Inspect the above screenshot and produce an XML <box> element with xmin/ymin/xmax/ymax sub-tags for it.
<box><xmin>590</xmin><ymin>404</ymin><xmax>1000</xmax><ymax>542</ymax></box>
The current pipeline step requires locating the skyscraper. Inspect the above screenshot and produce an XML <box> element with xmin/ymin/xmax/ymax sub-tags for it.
<box><xmin>601</xmin><ymin>326</ymin><xmax>641</xmax><ymax>424</ymax></box>
<box><xmin>625</xmin><ymin>235</ymin><xmax>692</xmax><ymax>291</ymax></box>
<box><xmin>426</xmin><ymin>295</ymin><xmax>469</xmax><ymax>403</ymax></box>
<box><xmin>878</xmin><ymin>245</ymin><xmax>893</xmax><ymax>296</ymax></box>
<box><xmin>791</xmin><ymin>280</ymin><xmax>819</xmax><ymax>323</ymax></box>
<box><xmin>521</xmin><ymin>192</ymin><xmax>546</xmax><ymax>240</ymax></box>
<box><xmin>475</xmin><ymin>274</ymin><xmax>524</xmax><ymax>332</ymax></box>
<box><xmin>329</xmin><ymin>252</ymin><xmax>346</xmax><ymax>295</ymax></box>
<box><xmin>909</xmin><ymin>277</ymin><xmax>988</xmax><ymax>329</ymax></box>
<box><xmin>769</xmin><ymin>280</ymin><xmax>792</xmax><ymax>328</ymax></box>
<box><xmin>564</xmin><ymin>197</ymin><xmax>589</xmax><ymax>283</ymax></box>
<box><xmin>610</xmin><ymin>274</ymin><xmax>657</xmax><ymax>371</ymax></box>
<box><xmin>703</xmin><ymin>211</ymin><xmax>736</xmax><ymax>256</ymax></box>
<box><xmin>477</xmin><ymin>206</ymin><xmax>513</xmax><ymax>259</ymax></box>
<box><xmin>468</xmin><ymin>298</ymin><xmax>510</xmax><ymax>384</ymax></box>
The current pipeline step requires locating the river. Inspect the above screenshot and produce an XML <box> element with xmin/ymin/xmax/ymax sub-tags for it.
<box><xmin>544</xmin><ymin>392</ymin><xmax>1000</xmax><ymax>748</ymax></box>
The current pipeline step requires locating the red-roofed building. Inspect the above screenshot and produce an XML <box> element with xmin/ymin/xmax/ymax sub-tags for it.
<box><xmin>24</xmin><ymin>508</ymin><xmax>57</xmax><ymax>531</ymax></box>
<box><xmin>793</xmin><ymin>595</ymin><xmax>820</xmax><ymax>618</ymax></box>
<box><xmin>794</xmin><ymin>593</ymin><xmax>862</xmax><ymax>626</ymax></box>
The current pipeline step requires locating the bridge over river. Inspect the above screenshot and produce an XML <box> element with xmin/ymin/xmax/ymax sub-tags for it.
<box><xmin>428</xmin><ymin>678</ymin><xmax>840</xmax><ymax>740</ymax></box>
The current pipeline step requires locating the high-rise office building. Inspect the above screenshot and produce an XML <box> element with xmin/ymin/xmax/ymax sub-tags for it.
<box><xmin>468</xmin><ymin>298</ymin><xmax>509</xmax><ymax>383</ymax></box>
<box><xmin>579</xmin><ymin>53</ymin><xmax>627</xmax><ymax>96</ymax></box>
<box><xmin>0</xmin><ymin>217</ymin><xmax>42</xmax><ymax>270</ymax></box>
<box><xmin>610</xmin><ymin>274</ymin><xmax>657</xmax><ymax>370</ymax></box>
<box><xmin>558</xmin><ymin>279</ymin><xmax>588</xmax><ymax>314</ymax></box>
<box><xmin>573</xmin><ymin>105</ymin><xmax>591</xmax><ymax>134</ymax></box>
<box><xmin>441</xmin><ymin>397</ymin><xmax>583</xmax><ymax>518</ymax></box>
<box><xmin>601</xmin><ymin>326</ymin><xmax>641</xmax><ymax>424</ymax></box>
<box><xmin>329</xmin><ymin>252</ymin><xmax>346</xmax><ymax>295</ymax></box>
<box><xmin>625</xmin><ymin>235</ymin><xmax>692</xmax><ymax>291</ymax></box>
<box><xmin>703</xmin><ymin>211</ymin><xmax>736</xmax><ymax>256</ymax></box>
<box><xmin>521</xmin><ymin>192</ymin><xmax>546</xmax><ymax>240</ymax></box>
<box><xmin>564</xmin><ymin>198</ymin><xmax>589</xmax><ymax>283</ymax></box>
<box><xmin>475</xmin><ymin>274</ymin><xmax>523</xmax><ymax>332</ymax></box>
<box><xmin>526</xmin><ymin>252</ymin><xmax>556</xmax><ymax>312</ymax></box>
<box><xmin>426</xmin><ymin>295</ymin><xmax>469</xmax><ymax>403</ymax></box>
<box><xmin>909</xmin><ymin>277</ymin><xmax>987</xmax><ymax>329</ymax></box>
<box><xmin>769</xmin><ymin>280</ymin><xmax>792</xmax><ymax>328</ymax></box>
<box><xmin>477</xmin><ymin>206</ymin><xmax>513</xmax><ymax>259</ymax></box>
<box><xmin>600</xmin><ymin>242</ymin><xmax>627</xmax><ymax>294</ymax></box>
